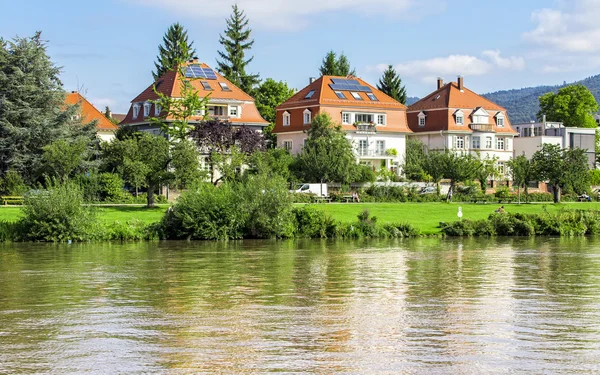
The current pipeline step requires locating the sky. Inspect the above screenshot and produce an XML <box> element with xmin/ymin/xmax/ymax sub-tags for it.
<box><xmin>2</xmin><ymin>0</ymin><xmax>600</xmax><ymax>113</ymax></box>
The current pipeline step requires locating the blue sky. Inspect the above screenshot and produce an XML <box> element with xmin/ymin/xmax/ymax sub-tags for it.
<box><xmin>2</xmin><ymin>0</ymin><xmax>599</xmax><ymax>113</ymax></box>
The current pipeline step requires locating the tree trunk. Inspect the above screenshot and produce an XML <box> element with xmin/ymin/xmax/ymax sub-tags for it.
<box><xmin>553</xmin><ymin>184</ymin><xmax>561</xmax><ymax>203</ymax></box>
<box><xmin>517</xmin><ymin>186</ymin><xmax>521</xmax><ymax>204</ymax></box>
<box><xmin>135</xmin><ymin>186</ymin><xmax>138</xmax><ymax>197</ymax></box>
<box><xmin>524</xmin><ymin>186</ymin><xmax>529</xmax><ymax>203</ymax></box>
<box><xmin>446</xmin><ymin>182</ymin><xmax>454</xmax><ymax>202</ymax></box>
<box><xmin>147</xmin><ymin>183</ymin><xmax>155</xmax><ymax>208</ymax></box>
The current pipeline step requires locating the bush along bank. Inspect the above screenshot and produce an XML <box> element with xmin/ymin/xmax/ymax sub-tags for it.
<box><xmin>441</xmin><ymin>209</ymin><xmax>600</xmax><ymax>237</ymax></box>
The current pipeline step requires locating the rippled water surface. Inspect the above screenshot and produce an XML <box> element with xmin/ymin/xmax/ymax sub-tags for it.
<box><xmin>2</xmin><ymin>238</ymin><xmax>600</xmax><ymax>374</ymax></box>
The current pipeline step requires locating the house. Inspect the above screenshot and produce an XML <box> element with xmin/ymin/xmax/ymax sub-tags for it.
<box><xmin>513</xmin><ymin>120</ymin><xmax>596</xmax><ymax>167</ymax></box>
<box><xmin>65</xmin><ymin>92</ymin><xmax>118</xmax><ymax>142</ymax></box>
<box><xmin>407</xmin><ymin>76</ymin><xmax>518</xmax><ymax>177</ymax></box>
<box><xmin>120</xmin><ymin>59</ymin><xmax>269</xmax><ymax>135</ymax></box>
<box><xmin>272</xmin><ymin>75</ymin><xmax>412</xmax><ymax>174</ymax></box>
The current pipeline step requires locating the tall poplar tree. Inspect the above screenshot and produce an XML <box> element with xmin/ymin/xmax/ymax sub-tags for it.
<box><xmin>377</xmin><ymin>65</ymin><xmax>407</xmax><ymax>104</ymax></box>
<box><xmin>152</xmin><ymin>23</ymin><xmax>196</xmax><ymax>81</ymax></box>
<box><xmin>216</xmin><ymin>5</ymin><xmax>260</xmax><ymax>94</ymax></box>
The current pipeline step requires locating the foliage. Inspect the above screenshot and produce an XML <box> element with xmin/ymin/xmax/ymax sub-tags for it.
<box><xmin>590</xmin><ymin>169</ymin><xmax>600</xmax><ymax>186</ymax></box>
<box><xmin>292</xmin><ymin>205</ymin><xmax>337</xmax><ymax>238</ymax></box>
<box><xmin>247</xmin><ymin>148</ymin><xmax>295</xmax><ymax>182</ymax></box>
<box><xmin>507</xmin><ymin>154</ymin><xmax>535</xmax><ymax>203</ymax></box>
<box><xmin>422</xmin><ymin>150</ymin><xmax>480</xmax><ymax>201</ymax></box>
<box><xmin>76</xmin><ymin>172</ymin><xmax>127</xmax><ymax>203</ymax></box>
<box><xmin>538</xmin><ymin>84</ymin><xmax>599</xmax><ymax>128</ymax></box>
<box><xmin>291</xmin><ymin>113</ymin><xmax>358</xmax><ymax>184</ymax></box>
<box><xmin>254</xmin><ymin>78</ymin><xmax>295</xmax><ymax>145</ymax></box>
<box><xmin>376</xmin><ymin>65</ymin><xmax>407</xmax><ymax>104</ymax></box>
<box><xmin>20</xmin><ymin>180</ymin><xmax>99</xmax><ymax>242</ymax></box>
<box><xmin>216</xmin><ymin>5</ymin><xmax>260</xmax><ymax>94</ymax></box>
<box><xmin>404</xmin><ymin>139</ymin><xmax>428</xmax><ymax>181</ymax></box>
<box><xmin>171</xmin><ymin>139</ymin><xmax>206</xmax><ymax>188</ymax></box>
<box><xmin>318</xmin><ymin>50</ymin><xmax>355</xmax><ymax>76</ymax></box>
<box><xmin>0</xmin><ymin>170</ymin><xmax>28</xmax><ymax>196</ymax></box>
<box><xmin>152</xmin><ymin>22</ymin><xmax>195</xmax><ymax>81</ymax></box>
<box><xmin>474</xmin><ymin>153</ymin><xmax>499</xmax><ymax>190</ymax></box>
<box><xmin>358</xmin><ymin>165</ymin><xmax>378</xmax><ymax>183</ymax></box>
<box><xmin>41</xmin><ymin>137</ymin><xmax>91</xmax><ymax>181</ymax></box>
<box><xmin>0</xmin><ymin>32</ymin><xmax>95</xmax><ymax>184</ymax></box>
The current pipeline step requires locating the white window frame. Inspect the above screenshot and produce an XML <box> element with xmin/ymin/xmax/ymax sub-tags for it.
<box><xmin>455</xmin><ymin>136</ymin><xmax>465</xmax><ymax>149</ymax></box>
<box><xmin>376</xmin><ymin>140</ymin><xmax>385</xmax><ymax>155</ymax></box>
<box><xmin>496</xmin><ymin>137</ymin><xmax>505</xmax><ymax>150</ymax></box>
<box><xmin>497</xmin><ymin>161</ymin><xmax>506</xmax><ymax>175</ymax></box>
<box><xmin>283</xmin><ymin>140</ymin><xmax>292</xmax><ymax>152</ymax></box>
<box><xmin>133</xmin><ymin>103</ymin><xmax>141</xmax><ymax>119</ymax></box>
<box><xmin>472</xmin><ymin>136</ymin><xmax>480</xmax><ymax>149</ymax></box>
<box><xmin>154</xmin><ymin>104</ymin><xmax>161</xmax><ymax>116</ymax></box>
<box><xmin>334</xmin><ymin>91</ymin><xmax>346</xmax><ymax>99</ymax></box>
<box><xmin>496</xmin><ymin>112</ymin><xmax>505</xmax><ymax>127</ymax></box>
<box><xmin>351</xmin><ymin>92</ymin><xmax>362</xmax><ymax>100</ymax></box>
<box><xmin>342</xmin><ymin>112</ymin><xmax>351</xmax><ymax>124</ymax></box>
<box><xmin>377</xmin><ymin>114</ymin><xmax>386</xmax><ymax>126</ymax></box>
<box><xmin>418</xmin><ymin>112</ymin><xmax>426</xmax><ymax>127</ymax></box>
<box><xmin>358</xmin><ymin>139</ymin><xmax>368</xmax><ymax>156</ymax></box>
<box><xmin>219</xmin><ymin>82</ymin><xmax>231</xmax><ymax>91</ymax></box>
<box><xmin>303</xmin><ymin>109</ymin><xmax>312</xmax><ymax>125</ymax></box>
<box><xmin>283</xmin><ymin>111</ymin><xmax>290</xmax><ymax>126</ymax></box>
<box><xmin>143</xmin><ymin>102</ymin><xmax>151</xmax><ymax>118</ymax></box>
<box><xmin>485</xmin><ymin>137</ymin><xmax>492</xmax><ymax>149</ymax></box>
<box><xmin>229</xmin><ymin>106</ymin><xmax>238</xmax><ymax>117</ymax></box>
<box><xmin>355</xmin><ymin>113</ymin><xmax>374</xmax><ymax>124</ymax></box>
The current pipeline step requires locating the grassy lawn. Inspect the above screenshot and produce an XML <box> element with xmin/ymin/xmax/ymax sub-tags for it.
<box><xmin>2</xmin><ymin>202</ymin><xmax>600</xmax><ymax>235</ymax></box>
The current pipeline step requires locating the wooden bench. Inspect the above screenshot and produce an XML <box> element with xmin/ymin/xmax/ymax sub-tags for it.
<box><xmin>470</xmin><ymin>198</ymin><xmax>487</xmax><ymax>204</ymax></box>
<box><xmin>342</xmin><ymin>195</ymin><xmax>354</xmax><ymax>203</ymax></box>
<box><xmin>312</xmin><ymin>196</ymin><xmax>332</xmax><ymax>204</ymax></box>
<box><xmin>1</xmin><ymin>196</ymin><xmax>24</xmax><ymax>205</ymax></box>
<box><xmin>497</xmin><ymin>199</ymin><xmax>514</xmax><ymax>204</ymax></box>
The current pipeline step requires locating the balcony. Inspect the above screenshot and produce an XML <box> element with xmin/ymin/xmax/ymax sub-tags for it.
<box><xmin>470</xmin><ymin>123</ymin><xmax>495</xmax><ymax>132</ymax></box>
<box><xmin>354</xmin><ymin>123</ymin><xmax>377</xmax><ymax>134</ymax></box>
<box><xmin>357</xmin><ymin>149</ymin><xmax>393</xmax><ymax>158</ymax></box>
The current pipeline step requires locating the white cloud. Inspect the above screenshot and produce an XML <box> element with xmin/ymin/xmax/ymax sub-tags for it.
<box><xmin>482</xmin><ymin>50</ymin><xmax>525</xmax><ymax>71</ymax></box>
<box><xmin>523</xmin><ymin>0</ymin><xmax>600</xmax><ymax>53</ymax></box>
<box><xmin>89</xmin><ymin>97</ymin><xmax>116</xmax><ymax>110</ymax></box>
<box><xmin>128</xmin><ymin>0</ymin><xmax>445</xmax><ymax>30</ymax></box>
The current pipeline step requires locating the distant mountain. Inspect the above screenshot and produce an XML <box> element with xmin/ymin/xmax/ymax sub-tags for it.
<box><xmin>483</xmin><ymin>74</ymin><xmax>600</xmax><ymax>124</ymax></box>
<box><xmin>406</xmin><ymin>96</ymin><xmax>420</xmax><ymax>106</ymax></box>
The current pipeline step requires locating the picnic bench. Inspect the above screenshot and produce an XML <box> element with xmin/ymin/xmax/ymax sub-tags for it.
<box><xmin>312</xmin><ymin>196</ymin><xmax>332</xmax><ymax>204</ymax></box>
<box><xmin>1</xmin><ymin>196</ymin><xmax>24</xmax><ymax>205</ymax></box>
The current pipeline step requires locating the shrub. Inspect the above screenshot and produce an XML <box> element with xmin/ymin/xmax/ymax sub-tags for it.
<box><xmin>0</xmin><ymin>170</ymin><xmax>28</xmax><ymax>196</ymax></box>
<box><xmin>104</xmin><ymin>219</ymin><xmax>158</xmax><ymax>241</ymax></box>
<box><xmin>78</xmin><ymin>172</ymin><xmax>127</xmax><ymax>203</ymax></box>
<box><xmin>20</xmin><ymin>181</ymin><xmax>99</xmax><ymax>242</ymax></box>
<box><xmin>293</xmin><ymin>205</ymin><xmax>337</xmax><ymax>238</ymax></box>
<box><xmin>0</xmin><ymin>221</ymin><xmax>21</xmax><ymax>242</ymax></box>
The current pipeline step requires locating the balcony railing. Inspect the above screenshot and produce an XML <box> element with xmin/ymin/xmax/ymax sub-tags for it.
<box><xmin>354</xmin><ymin>123</ymin><xmax>377</xmax><ymax>134</ymax></box>
<box><xmin>469</xmin><ymin>123</ymin><xmax>495</xmax><ymax>132</ymax></box>
<box><xmin>357</xmin><ymin>150</ymin><xmax>392</xmax><ymax>158</ymax></box>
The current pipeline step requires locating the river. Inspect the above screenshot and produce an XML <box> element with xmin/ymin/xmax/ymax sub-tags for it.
<box><xmin>1</xmin><ymin>238</ymin><xmax>600</xmax><ymax>374</ymax></box>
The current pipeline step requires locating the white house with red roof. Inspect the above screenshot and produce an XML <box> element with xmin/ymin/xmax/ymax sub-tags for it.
<box><xmin>273</xmin><ymin>76</ymin><xmax>412</xmax><ymax>174</ymax></box>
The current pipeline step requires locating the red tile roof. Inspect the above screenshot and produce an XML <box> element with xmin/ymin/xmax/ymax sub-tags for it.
<box><xmin>65</xmin><ymin>92</ymin><xmax>118</xmax><ymax>131</ymax></box>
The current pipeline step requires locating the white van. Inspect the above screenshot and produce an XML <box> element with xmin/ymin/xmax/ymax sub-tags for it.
<box><xmin>292</xmin><ymin>183</ymin><xmax>328</xmax><ymax>197</ymax></box>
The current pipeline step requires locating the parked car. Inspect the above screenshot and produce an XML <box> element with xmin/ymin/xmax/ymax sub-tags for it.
<box><xmin>419</xmin><ymin>186</ymin><xmax>437</xmax><ymax>195</ymax></box>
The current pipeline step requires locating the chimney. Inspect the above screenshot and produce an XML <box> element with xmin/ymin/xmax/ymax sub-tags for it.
<box><xmin>437</xmin><ymin>77</ymin><xmax>444</xmax><ymax>90</ymax></box>
<box><xmin>457</xmin><ymin>76</ymin><xmax>464</xmax><ymax>91</ymax></box>
<box><xmin>309</xmin><ymin>77</ymin><xmax>316</xmax><ymax>84</ymax></box>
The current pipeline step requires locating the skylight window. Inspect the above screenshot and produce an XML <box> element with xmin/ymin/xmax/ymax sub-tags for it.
<box><xmin>201</xmin><ymin>81</ymin><xmax>212</xmax><ymax>90</ymax></box>
<box><xmin>305</xmin><ymin>90</ymin><xmax>315</xmax><ymax>99</ymax></box>
<box><xmin>367</xmin><ymin>93</ymin><xmax>378</xmax><ymax>101</ymax></box>
<box><xmin>351</xmin><ymin>92</ymin><xmax>362</xmax><ymax>100</ymax></box>
<box><xmin>434</xmin><ymin>94</ymin><xmax>441</xmax><ymax>100</ymax></box>
<box><xmin>219</xmin><ymin>82</ymin><xmax>231</xmax><ymax>91</ymax></box>
<box><xmin>334</xmin><ymin>91</ymin><xmax>346</xmax><ymax>99</ymax></box>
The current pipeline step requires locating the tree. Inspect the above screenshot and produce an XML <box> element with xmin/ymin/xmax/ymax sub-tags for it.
<box><xmin>254</xmin><ymin>78</ymin><xmax>295</xmax><ymax>146</ymax></box>
<box><xmin>538</xmin><ymin>84</ymin><xmax>599</xmax><ymax>128</ymax></box>
<box><xmin>507</xmin><ymin>154</ymin><xmax>534</xmax><ymax>203</ymax></box>
<box><xmin>318</xmin><ymin>51</ymin><xmax>356</xmax><ymax>76</ymax></box>
<box><xmin>216</xmin><ymin>5</ymin><xmax>260</xmax><ymax>94</ymax></box>
<box><xmin>404</xmin><ymin>139</ymin><xmax>428</xmax><ymax>181</ymax></box>
<box><xmin>103</xmin><ymin>106</ymin><xmax>119</xmax><ymax>125</ymax></box>
<box><xmin>377</xmin><ymin>65</ymin><xmax>407</xmax><ymax>104</ymax></box>
<box><xmin>439</xmin><ymin>151</ymin><xmax>480</xmax><ymax>202</ymax></box>
<box><xmin>531</xmin><ymin>144</ymin><xmax>590</xmax><ymax>203</ymax></box>
<box><xmin>247</xmin><ymin>148</ymin><xmax>295</xmax><ymax>182</ymax></box>
<box><xmin>421</xmin><ymin>150</ymin><xmax>446</xmax><ymax>195</ymax></box>
<box><xmin>474</xmin><ymin>153</ymin><xmax>499</xmax><ymax>191</ymax></box>
<box><xmin>152</xmin><ymin>23</ymin><xmax>195</xmax><ymax>81</ymax></box>
<box><xmin>291</xmin><ymin>113</ymin><xmax>358</xmax><ymax>184</ymax></box>
<box><xmin>41</xmin><ymin>138</ymin><xmax>90</xmax><ymax>182</ymax></box>
<box><xmin>0</xmin><ymin>32</ymin><xmax>95</xmax><ymax>184</ymax></box>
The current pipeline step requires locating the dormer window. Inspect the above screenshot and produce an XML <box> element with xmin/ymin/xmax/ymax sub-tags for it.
<box><xmin>496</xmin><ymin>112</ymin><xmax>505</xmax><ymax>127</ymax></box>
<box><xmin>303</xmin><ymin>109</ymin><xmax>312</xmax><ymax>125</ymax></box>
<box><xmin>418</xmin><ymin>111</ymin><xmax>426</xmax><ymax>127</ymax></box>
<box><xmin>155</xmin><ymin>104</ymin><xmax>162</xmax><ymax>116</ymax></box>
<box><xmin>305</xmin><ymin>90</ymin><xmax>315</xmax><ymax>99</ymax></box>
<box><xmin>219</xmin><ymin>82</ymin><xmax>231</xmax><ymax>91</ymax></box>
<box><xmin>133</xmin><ymin>103</ymin><xmax>141</xmax><ymax>119</ymax></box>
<box><xmin>454</xmin><ymin>109</ymin><xmax>464</xmax><ymax>125</ymax></box>
<box><xmin>143</xmin><ymin>102</ymin><xmax>151</xmax><ymax>117</ymax></box>
<box><xmin>472</xmin><ymin>107</ymin><xmax>490</xmax><ymax>124</ymax></box>
<box><xmin>283</xmin><ymin>111</ymin><xmax>290</xmax><ymax>126</ymax></box>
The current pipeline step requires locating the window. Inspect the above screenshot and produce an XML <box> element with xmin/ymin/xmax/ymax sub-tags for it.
<box><xmin>283</xmin><ymin>140</ymin><xmax>292</xmax><ymax>151</ymax></box>
<box><xmin>132</xmin><ymin>103</ymin><xmax>140</xmax><ymax>119</ymax></box>
<box><xmin>305</xmin><ymin>90</ymin><xmax>315</xmax><ymax>99</ymax></box>
<box><xmin>219</xmin><ymin>82</ymin><xmax>231</xmax><ymax>91</ymax></box>
<box><xmin>376</xmin><ymin>140</ymin><xmax>385</xmax><ymax>155</ymax></box>
<box><xmin>229</xmin><ymin>106</ymin><xmax>238</xmax><ymax>117</ymax></box>
<box><xmin>303</xmin><ymin>109</ymin><xmax>311</xmax><ymax>125</ymax></box>
<box><xmin>143</xmin><ymin>102</ymin><xmax>151</xmax><ymax>117</ymax></box>
<box><xmin>497</xmin><ymin>162</ymin><xmax>506</xmax><ymax>175</ymax></box>
<box><xmin>455</xmin><ymin>136</ymin><xmax>464</xmax><ymax>149</ymax></box>
<box><xmin>418</xmin><ymin>112</ymin><xmax>426</xmax><ymax>127</ymax></box>
<box><xmin>473</xmin><ymin>115</ymin><xmax>489</xmax><ymax>124</ymax></box>
<box><xmin>351</xmin><ymin>92</ymin><xmax>362</xmax><ymax>100</ymax></box>
<box><xmin>334</xmin><ymin>91</ymin><xmax>346</xmax><ymax>99</ymax></box>
<box><xmin>497</xmin><ymin>117</ymin><xmax>504</xmax><ymax>126</ymax></box>
<box><xmin>472</xmin><ymin>136</ymin><xmax>480</xmax><ymax>149</ymax></box>
<box><xmin>155</xmin><ymin>104</ymin><xmax>161</xmax><ymax>116</ymax></box>
<box><xmin>283</xmin><ymin>112</ymin><xmax>290</xmax><ymax>126</ymax></box>
<box><xmin>496</xmin><ymin>137</ymin><xmax>505</xmax><ymax>150</ymax></box>
<box><xmin>485</xmin><ymin>137</ymin><xmax>492</xmax><ymax>149</ymax></box>
<box><xmin>358</xmin><ymin>140</ymin><xmax>368</xmax><ymax>156</ymax></box>
<box><xmin>367</xmin><ymin>93</ymin><xmax>378</xmax><ymax>101</ymax></box>
<box><xmin>456</xmin><ymin>115</ymin><xmax>464</xmax><ymax>125</ymax></box>
<box><xmin>342</xmin><ymin>112</ymin><xmax>351</xmax><ymax>124</ymax></box>
<box><xmin>209</xmin><ymin>106</ymin><xmax>225</xmax><ymax>116</ymax></box>
<box><xmin>201</xmin><ymin>81</ymin><xmax>212</xmax><ymax>90</ymax></box>
<box><xmin>355</xmin><ymin>114</ymin><xmax>373</xmax><ymax>123</ymax></box>
<box><xmin>377</xmin><ymin>114</ymin><xmax>385</xmax><ymax>125</ymax></box>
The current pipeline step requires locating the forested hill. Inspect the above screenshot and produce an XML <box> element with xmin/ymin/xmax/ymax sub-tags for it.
<box><xmin>482</xmin><ymin>74</ymin><xmax>600</xmax><ymax>124</ymax></box>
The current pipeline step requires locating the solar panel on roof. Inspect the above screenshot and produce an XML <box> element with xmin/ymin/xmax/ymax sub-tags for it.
<box><xmin>202</xmin><ymin>68</ymin><xmax>217</xmax><ymax>80</ymax></box>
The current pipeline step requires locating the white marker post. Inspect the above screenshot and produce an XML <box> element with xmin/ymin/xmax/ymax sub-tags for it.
<box><xmin>457</xmin><ymin>206</ymin><xmax>463</xmax><ymax>221</ymax></box>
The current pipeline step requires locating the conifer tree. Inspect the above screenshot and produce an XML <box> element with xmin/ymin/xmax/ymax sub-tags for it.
<box><xmin>318</xmin><ymin>50</ymin><xmax>356</xmax><ymax>76</ymax></box>
<box><xmin>377</xmin><ymin>65</ymin><xmax>407</xmax><ymax>104</ymax></box>
<box><xmin>216</xmin><ymin>5</ymin><xmax>260</xmax><ymax>94</ymax></box>
<box><xmin>152</xmin><ymin>23</ymin><xmax>196</xmax><ymax>81</ymax></box>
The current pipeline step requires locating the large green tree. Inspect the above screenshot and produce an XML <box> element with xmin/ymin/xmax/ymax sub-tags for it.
<box><xmin>0</xmin><ymin>32</ymin><xmax>95</xmax><ymax>184</ymax></box>
<box><xmin>216</xmin><ymin>5</ymin><xmax>260</xmax><ymax>94</ymax></box>
<box><xmin>403</xmin><ymin>139</ymin><xmax>428</xmax><ymax>181</ymax></box>
<box><xmin>318</xmin><ymin>51</ymin><xmax>356</xmax><ymax>76</ymax></box>
<box><xmin>507</xmin><ymin>154</ymin><xmax>534</xmax><ymax>203</ymax></box>
<box><xmin>377</xmin><ymin>65</ymin><xmax>407</xmax><ymax>104</ymax></box>
<box><xmin>152</xmin><ymin>23</ymin><xmax>196</xmax><ymax>81</ymax></box>
<box><xmin>254</xmin><ymin>78</ymin><xmax>295</xmax><ymax>145</ymax></box>
<box><xmin>291</xmin><ymin>113</ymin><xmax>357</xmax><ymax>184</ymax></box>
<box><xmin>538</xmin><ymin>84</ymin><xmax>599</xmax><ymax>128</ymax></box>
<box><xmin>41</xmin><ymin>138</ymin><xmax>90</xmax><ymax>182</ymax></box>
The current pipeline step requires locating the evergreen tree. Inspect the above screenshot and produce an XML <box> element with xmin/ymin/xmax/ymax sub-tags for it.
<box><xmin>377</xmin><ymin>65</ymin><xmax>407</xmax><ymax>104</ymax></box>
<box><xmin>216</xmin><ymin>5</ymin><xmax>260</xmax><ymax>94</ymax></box>
<box><xmin>318</xmin><ymin>50</ymin><xmax>356</xmax><ymax>76</ymax></box>
<box><xmin>152</xmin><ymin>23</ymin><xmax>196</xmax><ymax>81</ymax></box>
<box><xmin>0</xmin><ymin>32</ymin><xmax>95</xmax><ymax>184</ymax></box>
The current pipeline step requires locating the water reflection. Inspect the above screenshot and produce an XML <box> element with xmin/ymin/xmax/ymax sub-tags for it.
<box><xmin>1</xmin><ymin>238</ymin><xmax>600</xmax><ymax>373</ymax></box>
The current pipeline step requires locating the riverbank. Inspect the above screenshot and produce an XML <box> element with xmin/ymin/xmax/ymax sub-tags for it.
<box><xmin>2</xmin><ymin>202</ymin><xmax>600</xmax><ymax>236</ymax></box>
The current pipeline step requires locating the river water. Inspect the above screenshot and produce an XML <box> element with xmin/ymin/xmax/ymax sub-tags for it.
<box><xmin>1</xmin><ymin>238</ymin><xmax>600</xmax><ymax>374</ymax></box>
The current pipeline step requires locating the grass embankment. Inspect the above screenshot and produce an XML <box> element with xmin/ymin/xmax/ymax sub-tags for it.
<box><xmin>2</xmin><ymin>202</ymin><xmax>599</xmax><ymax>235</ymax></box>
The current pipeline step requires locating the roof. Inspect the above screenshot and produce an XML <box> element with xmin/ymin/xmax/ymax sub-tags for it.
<box><xmin>277</xmin><ymin>75</ymin><xmax>407</xmax><ymax>111</ymax></box>
<box><xmin>408</xmin><ymin>82</ymin><xmax>505</xmax><ymax>112</ymax></box>
<box><xmin>111</xmin><ymin>113</ymin><xmax>127</xmax><ymax>123</ymax></box>
<box><xmin>65</xmin><ymin>92</ymin><xmax>118</xmax><ymax>131</ymax></box>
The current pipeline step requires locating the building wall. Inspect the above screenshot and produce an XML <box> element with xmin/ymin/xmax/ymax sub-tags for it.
<box><xmin>97</xmin><ymin>132</ymin><xmax>115</xmax><ymax>143</ymax></box>
<box><xmin>513</xmin><ymin>136</ymin><xmax>562</xmax><ymax>159</ymax></box>
<box><xmin>277</xmin><ymin>132</ymin><xmax>307</xmax><ymax>155</ymax></box>
<box><xmin>347</xmin><ymin>132</ymin><xmax>406</xmax><ymax>167</ymax></box>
